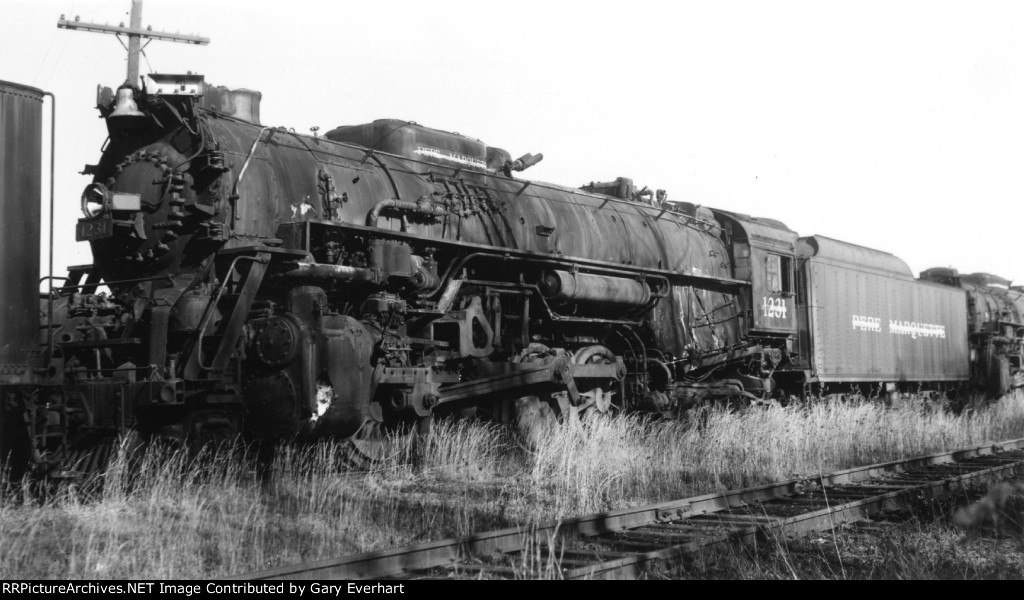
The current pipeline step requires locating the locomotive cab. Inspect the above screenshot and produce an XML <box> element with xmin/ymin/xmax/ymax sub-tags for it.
<box><xmin>686</xmin><ymin>209</ymin><xmax>800</xmax><ymax>397</ymax></box>
<box><xmin>711</xmin><ymin>210</ymin><xmax>799</xmax><ymax>338</ymax></box>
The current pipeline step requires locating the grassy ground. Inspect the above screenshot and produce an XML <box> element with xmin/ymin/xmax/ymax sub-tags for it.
<box><xmin>664</xmin><ymin>481</ymin><xmax>1024</xmax><ymax>580</ymax></box>
<box><xmin>2</xmin><ymin>392</ymin><xmax>1024</xmax><ymax>579</ymax></box>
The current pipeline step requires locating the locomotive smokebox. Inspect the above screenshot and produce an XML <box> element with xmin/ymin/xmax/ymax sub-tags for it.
<box><xmin>0</xmin><ymin>81</ymin><xmax>44</xmax><ymax>385</ymax></box>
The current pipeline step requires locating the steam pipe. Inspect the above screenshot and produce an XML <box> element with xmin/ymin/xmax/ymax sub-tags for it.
<box><xmin>194</xmin><ymin>255</ymin><xmax>266</xmax><ymax>371</ymax></box>
<box><xmin>279</xmin><ymin>262</ymin><xmax>382</xmax><ymax>285</ymax></box>
<box><xmin>43</xmin><ymin>91</ymin><xmax>55</xmax><ymax>366</ymax></box>
<box><xmin>429</xmin><ymin>251</ymin><xmax>670</xmax><ymax>306</ymax></box>
<box><xmin>575</xmin><ymin>345</ymin><xmax>615</xmax><ymax>366</ymax></box>
<box><xmin>366</xmin><ymin>198</ymin><xmax>447</xmax><ymax>229</ymax></box>
<box><xmin>41</xmin><ymin>273</ymin><xmax>173</xmax><ymax>292</ymax></box>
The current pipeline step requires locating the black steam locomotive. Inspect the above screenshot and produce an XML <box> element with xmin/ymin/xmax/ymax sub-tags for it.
<box><xmin>2</xmin><ymin>74</ymin><xmax>1022</xmax><ymax>477</ymax></box>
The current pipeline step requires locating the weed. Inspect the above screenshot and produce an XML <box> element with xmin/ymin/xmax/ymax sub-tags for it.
<box><xmin>1</xmin><ymin>391</ymin><xmax>1022</xmax><ymax>578</ymax></box>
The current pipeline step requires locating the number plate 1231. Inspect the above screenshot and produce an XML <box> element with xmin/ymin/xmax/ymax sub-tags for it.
<box><xmin>76</xmin><ymin>218</ymin><xmax>113</xmax><ymax>241</ymax></box>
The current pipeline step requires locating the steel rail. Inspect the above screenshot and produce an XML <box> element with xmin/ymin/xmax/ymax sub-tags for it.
<box><xmin>229</xmin><ymin>437</ymin><xmax>1024</xmax><ymax>580</ymax></box>
<box><xmin>562</xmin><ymin>447</ymin><xmax>1024</xmax><ymax>579</ymax></box>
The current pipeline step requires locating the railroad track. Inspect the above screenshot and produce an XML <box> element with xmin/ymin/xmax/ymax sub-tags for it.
<box><xmin>231</xmin><ymin>437</ymin><xmax>1024</xmax><ymax>580</ymax></box>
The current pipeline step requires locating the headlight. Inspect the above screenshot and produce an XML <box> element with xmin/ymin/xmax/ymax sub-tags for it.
<box><xmin>80</xmin><ymin>183</ymin><xmax>109</xmax><ymax>219</ymax></box>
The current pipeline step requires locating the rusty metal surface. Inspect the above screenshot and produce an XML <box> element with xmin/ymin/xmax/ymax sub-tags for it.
<box><xmin>212</xmin><ymin>116</ymin><xmax>735</xmax><ymax>284</ymax></box>
<box><xmin>799</xmin><ymin>235</ymin><xmax>969</xmax><ymax>382</ymax></box>
<box><xmin>0</xmin><ymin>80</ymin><xmax>44</xmax><ymax>384</ymax></box>
<box><xmin>197</xmin><ymin>114</ymin><xmax>743</xmax><ymax>361</ymax></box>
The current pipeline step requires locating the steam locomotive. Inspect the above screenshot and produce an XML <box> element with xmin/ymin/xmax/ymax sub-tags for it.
<box><xmin>2</xmin><ymin>73</ymin><xmax>1023</xmax><ymax>477</ymax></box>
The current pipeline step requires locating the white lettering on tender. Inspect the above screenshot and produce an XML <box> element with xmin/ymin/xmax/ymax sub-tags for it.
<box><xmin>852</xmin><ymin>315</ymin><xmax>882</xmax><ymax>332</ymax></box>
<box><xmin>851</xmin><ymin>314</ymin><xmax>946</xmax><ymax>339</ymax></box>
<box><xmin>888</xmin><ymin>320</ymin><xmax>946</xmax><ymax>339</ymax></box>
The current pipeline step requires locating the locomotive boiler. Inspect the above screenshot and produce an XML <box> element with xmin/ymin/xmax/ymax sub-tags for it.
<box><xmin>2</xmin><ymin>67</ymin><xmax>1020</xmax><ymax>478</ymax></box>
<box><xmin>20</xmin><ymin>72</ymin><xmax>791</xmax><ymax>471</ymax></box>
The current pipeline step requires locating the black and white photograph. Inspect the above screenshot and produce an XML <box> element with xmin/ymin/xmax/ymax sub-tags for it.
<box><xmin>1</xmin><ymin>0</ymin><xmax>1023</xmax><ymax>581</ymax></box>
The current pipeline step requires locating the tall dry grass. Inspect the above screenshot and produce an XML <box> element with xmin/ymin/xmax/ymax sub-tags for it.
<box><xmin>0</xmin><ymin>419</ymin><xmax>516</xmax><ymax>579</ymax></box>
<box><xmin>523</xmin><ymin>391</ymin><xmax>1024</xmax><ymax>516</ymax></box>
<box><xmin>1</xmin><ymin>391</ymin><xmax>1022</xmax><ymax>578</ymax></box>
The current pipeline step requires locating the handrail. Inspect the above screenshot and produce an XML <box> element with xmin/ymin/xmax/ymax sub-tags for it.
<box><xmin>229</xmin><ymin>126</ymin><xmax>274</xmax><ymax>221</ymax></box>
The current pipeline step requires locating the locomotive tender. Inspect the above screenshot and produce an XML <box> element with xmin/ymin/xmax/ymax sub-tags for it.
<box><xmin>2</xmin><ymin>73</ymin><xmax>1023</xmax><ymax>476</ymax></box>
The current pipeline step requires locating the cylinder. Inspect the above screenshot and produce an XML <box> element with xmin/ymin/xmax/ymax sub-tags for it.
<box><xmin>538</xmin><ymin>270</ymin><xmax>652</xmax><ymax>308</ymax></box>
<box><xmin>0</xmin><ymin>81</ymin><xmax>44</xmax><ymax>384</ymax></box>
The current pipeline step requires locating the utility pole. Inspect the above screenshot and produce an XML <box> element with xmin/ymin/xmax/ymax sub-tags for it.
<box><xmin>57</xmin><ymin>0</ymin><xmax>209</xmax><ymax>87</ymax></box>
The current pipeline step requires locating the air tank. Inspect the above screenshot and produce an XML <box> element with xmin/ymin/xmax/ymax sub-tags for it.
<box><xmin>0</xmin><ymin>81</ymin><xmax>44</xmax><ymax>385</ymax></box>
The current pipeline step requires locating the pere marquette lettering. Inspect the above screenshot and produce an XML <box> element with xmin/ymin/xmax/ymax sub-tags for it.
<box><xmin>850</xmin><ymin>315</ymin><xmax>947</xmax><ymax>339</ymax></box>
<box><xmin>1</xmin><ymin>583</ymin><xmax>406</xmax><ymax>595</ymax></box>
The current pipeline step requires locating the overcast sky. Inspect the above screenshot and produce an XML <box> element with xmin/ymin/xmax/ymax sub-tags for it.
<box><xmin>3</xmin><ymin>0</ymin><xmax>1024</xmax><ymax>285</ymax></box>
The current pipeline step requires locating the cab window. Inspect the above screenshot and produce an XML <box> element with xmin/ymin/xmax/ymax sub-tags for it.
<box><xmin>766</xmin><ymin>254</ymin><xmax>792</xmax><ymax>294</ymax></box>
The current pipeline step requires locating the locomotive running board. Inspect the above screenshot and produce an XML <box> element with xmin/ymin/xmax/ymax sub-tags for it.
<box><xmin>276</xmin><ymin>220</ymin><xmax>750</xmax><ymax>293</ymax></box>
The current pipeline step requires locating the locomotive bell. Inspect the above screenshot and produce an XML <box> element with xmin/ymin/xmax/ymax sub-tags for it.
<box><xmin>108</xmin><ymin>85</ymin><xmax>145</xmax><ymax>120</ymax></box>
